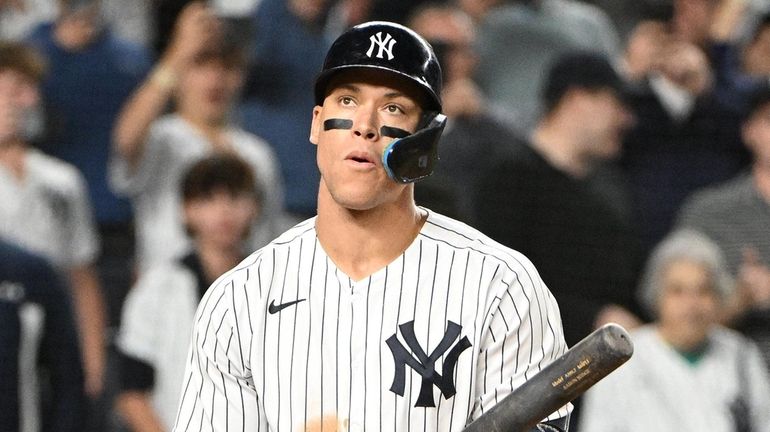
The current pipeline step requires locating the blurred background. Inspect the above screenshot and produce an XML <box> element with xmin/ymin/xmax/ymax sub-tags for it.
<box><xmin>2</xmin><ymin>0</ymin><xmax>770</xmax><ymax>431</ymax></box>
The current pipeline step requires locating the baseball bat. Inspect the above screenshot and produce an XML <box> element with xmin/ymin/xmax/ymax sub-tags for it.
<box><xmin>463</xmin><ymin>323</ymin><xmax>633</xmax><ymax>432</ymax></box>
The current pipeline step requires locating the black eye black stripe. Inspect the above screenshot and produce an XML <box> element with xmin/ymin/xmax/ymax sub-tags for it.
<box><xmin>323</xmin><ymin>119</ymin><xmax>353</xmax><ymax>130</ymax></box>
<box><xmin>323</xmin><ymin>118</ymin><xmax>411</xmax><ymax>139</ymax></box>
<box><xmin>380</xmin><ymin>126</ymin><xmax>410</xmax><ymax>139</ymax></box>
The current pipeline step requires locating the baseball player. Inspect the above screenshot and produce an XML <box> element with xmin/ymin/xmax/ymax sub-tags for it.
<box><xmin>173</xmin><ymin>21</ymin><xmax>571</xmax><ymax>432</ymax></box>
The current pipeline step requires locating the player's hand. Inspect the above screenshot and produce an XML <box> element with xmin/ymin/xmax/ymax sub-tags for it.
<box><xmin>738</xmin><ymin>248</ymin><xmax>770</xmax><ymax>310</ymax></box>
<box><xmin>162</xmin><ymin>2</ymin><xmax>222</xmax><ymax>71</ymax></box>
<box><xmin>593</xmin><ymin>304</ymin><xmax>642</xmax><ymax>331</ymax></box>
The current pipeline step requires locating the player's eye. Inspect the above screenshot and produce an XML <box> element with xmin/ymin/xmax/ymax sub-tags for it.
<box><xmin>339</xmin><ymin>96</ymin><xmax>355</xmax><ymax>106</ymax></box>
<box><xmin>384</xmin><ymin>104</ymin><xmax>404</xmax><ymax>114</ymax></box>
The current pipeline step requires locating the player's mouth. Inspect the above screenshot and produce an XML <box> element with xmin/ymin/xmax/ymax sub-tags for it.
<box><xmin>345</xmin><ymin>150</ymin><xmax>377</xmax><ymax>168</ymax></box>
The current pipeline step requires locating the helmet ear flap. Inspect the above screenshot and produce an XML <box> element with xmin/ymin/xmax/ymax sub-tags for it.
<box><xmin>382</xmin><ymin>112</ymin><xmax>447</xmax><ymax>183</ymax></box>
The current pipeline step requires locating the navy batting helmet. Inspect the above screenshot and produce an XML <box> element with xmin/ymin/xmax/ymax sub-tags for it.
<box><xmin>314</xmin><ymin>21</ymin><xmax>443</xmax><ymax>112</ymax></box>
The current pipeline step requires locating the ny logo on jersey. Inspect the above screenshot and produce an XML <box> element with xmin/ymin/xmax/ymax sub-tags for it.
<box><xmin>366</xmin><ymin>32</ymin><xmax>397</xmax><ymax>60</ymax></box>
<box><xmin>386</xmin><ymin>320</ymin><xmax>472</xmax><ymax>407</ymax></box>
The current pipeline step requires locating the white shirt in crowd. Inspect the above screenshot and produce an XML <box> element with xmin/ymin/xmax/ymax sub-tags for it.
<box><xmin>109</xmin><ymin>114</ymin><xmax>286</xmax><ymax>272</ymax></box>
<box><xmin>118</xmin><ymin>259</ymin><xmax>203</xmax><ymax>430</ymax></box>
<box><xmin>580</xmin><ymin>325</ymin><xmax>770</xmax><ymax>432</ymax></box>
<box><xmin>0</xmin><ymin>148</ymin><xmax>98</xmax><ymax>269</ymax></box>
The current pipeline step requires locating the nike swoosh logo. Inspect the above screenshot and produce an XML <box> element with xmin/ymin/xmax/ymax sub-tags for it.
<box><xmin>268</xmin><ymin>298</ymin><xmax>306</xmax><ymax>314</ymax></box>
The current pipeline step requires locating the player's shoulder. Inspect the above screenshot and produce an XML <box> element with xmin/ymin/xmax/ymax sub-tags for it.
<box><xmin>265</xmin><ymin>216</ymin><xmax>317</xmax><ymax>248</ymax></box>
<box><xmin>420</xmin><ymin>209</ymin><xmax>540</xmax><ymax>276</ymax></box>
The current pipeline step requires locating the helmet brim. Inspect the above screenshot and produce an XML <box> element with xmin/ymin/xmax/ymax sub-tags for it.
<box><xmin>314</xmin><ymin>64</ymin><xmax>442</xmax><ymax>113</ymax></box>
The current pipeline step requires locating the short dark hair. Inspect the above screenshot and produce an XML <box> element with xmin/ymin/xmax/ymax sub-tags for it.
<box><xmin>0</xmin><ymin>42</ymin><xmax>46</xmax><ymax>82</ymax></box>
<box><xmin>541</xmin><ymin>51</ymin><xmax>625</xmax><ymax>114</ymax></box>
<box><xmin>639</xmin><ymin>0</ymin><xmax>674</xmax><ymax>23</ymax></box>
<box><xmin>181</xmin><ymin>153</ymin><xmax>261</xmax><ymax>204</ymax></box>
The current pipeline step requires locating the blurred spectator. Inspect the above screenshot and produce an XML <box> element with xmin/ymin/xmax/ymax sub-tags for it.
<box><xmin>25</xmin><ymin>0</ymin><xmax>152</xmax><ymax>328</ymax></box>
<box><xmin>476</xmin><ymin>52</ymin><xmax>643</xmax><ymax>350</ymax></box>
<box><xmin>152</xmin><ymin>0</ymin><xmax>261</xmax><ymax>55</ymax></box>
<box><xmin>619</xmin><ymin>8</ymin><xmax>749</xmax><ymax>256</ymax></box>
<box><xmin>324</xmin><ymin>0</ymin><xmax>373</xmax><ymax>37</ymax></box>
<box><xmin>0</xmin><ymin>40</ymin><xmax>106</xmax><ymax>405</ymax></box>
<box><xmin>116</xmin><ymin>154</ymin><xmax>260</xmax><ymax>431</ymax></box>
<box><xmin>111</xmin><ymin>1</ymin><xmax>284</xmax><ymax>272</ymax></box>
<box><xmin>0</xmin><ymin>0</ymin><xmax>154</xmax><ymax>48</ymax></box>
<box><xmin>586</xmin><ymin>0</ymin><xmax>663</xmax><ymax>43</ymax></box>
<box><xmin>0</xmin><ymin>0</ymin><xmax>57</xmax><ymax>41</ymax></box>
<box><xmin>474</xmin><ymin>0</ymin><xmax>622</xmax><ymax>130</ymax></box>
<box><xmin>408</xmin><ymin>3</ymin><xmax>519</xmax><ymax>224</ymax></box>
<box><xmin>367</xmin><ymin>0</ymin><xmax>435</xmax><ymax>23</ymax></box>
<box><xmin>709</xmin><ymin>0</ymin><xmax>770</xmax><ymax>113</ymax></box>
<box><xmin>0</xmin><ymin>240</ymin><xmax>86</xmax><ymax>432</ymax></box>
<box><xmin>238</xmin><ymin>0</ymin><xmax>334</xmax><ymax>219</ymax></box>
<box><xmin>673</xmin><ymin>0</ymin><xmax>723</xmax><ymax>46</ymax></box>
<box><xmin>579</xmin><ymin>230</ymin><xmax>770</xmax><ymax>432</ymax></box>
<box><xmin>677</xmin><ymin>85</ymin><xmax>770</xmax><ymax>368</ymax></box>
<box><xmin>456</xmin><ymin>0</ymin><xmax>501</xmax><ymax>22</ymax></box>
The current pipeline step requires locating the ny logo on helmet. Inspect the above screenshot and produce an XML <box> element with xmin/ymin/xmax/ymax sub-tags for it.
<box><xmin>366</xmin><ymin>32</ymin><xmax>397</xmax><ymax>60</ymax></box>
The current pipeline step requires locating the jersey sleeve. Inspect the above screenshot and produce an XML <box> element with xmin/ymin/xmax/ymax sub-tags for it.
<box><xmin>470</xmin><ymin>253</ymin><xmax>571</xmax><ymax>423</ymax></box>
<box><xmin>173</xmin><ymin>268</ymin><xmax>268</xmax><ymax>432</ymax></box>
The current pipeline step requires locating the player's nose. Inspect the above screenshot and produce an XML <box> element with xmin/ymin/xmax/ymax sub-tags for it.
<box><xmin>350</xmin><ymin>105</ymin><xmax>380</xmax><ymax>141</ymax></box>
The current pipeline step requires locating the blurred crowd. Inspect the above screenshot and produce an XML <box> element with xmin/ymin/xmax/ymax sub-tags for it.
<box><xmin>2</xmin><ymin>0</ymin><xmax>770</xmax><ymax>431</ymax></box>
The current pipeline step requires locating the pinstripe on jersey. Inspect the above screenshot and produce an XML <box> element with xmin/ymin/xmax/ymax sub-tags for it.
<box><xmin>173</xmin><ymin>210</ymin><xmax>570</xmax><ymax>432</ymax></box>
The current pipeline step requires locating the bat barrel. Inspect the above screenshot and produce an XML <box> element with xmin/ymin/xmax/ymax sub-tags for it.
<box><xmin>463</xmin><ymin>323</ymin><xmax>633</xmax><ymax>432</ymax></box>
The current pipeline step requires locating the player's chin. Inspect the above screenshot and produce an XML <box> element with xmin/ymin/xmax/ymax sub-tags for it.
<box><xmin>333</xmin><ymin>192</ymin><xmax>383</xmax><ymax>211</ymax></box>
<box><xmin>329</xmin><ymin>184</ymin><xmax>394</xmax><ymax>211</ymax></box>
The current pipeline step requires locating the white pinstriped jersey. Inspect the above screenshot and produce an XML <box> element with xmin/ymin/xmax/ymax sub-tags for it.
<box><xmin>173</xmin><ymin>210</ymin><xmax>570</xmax><ymax>432</ymax></box>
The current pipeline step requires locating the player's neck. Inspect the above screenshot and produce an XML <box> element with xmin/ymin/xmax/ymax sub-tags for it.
<box><xmin>316</xmin><ymin>188</ymin><xmax>427</xmax><ymax>281</ymax></box>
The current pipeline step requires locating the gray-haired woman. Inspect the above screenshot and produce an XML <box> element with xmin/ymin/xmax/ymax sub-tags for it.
<box><xmin>580</xmin><ymin>229</ymin><xmax>770</xmax><ymax>432</ymax></box>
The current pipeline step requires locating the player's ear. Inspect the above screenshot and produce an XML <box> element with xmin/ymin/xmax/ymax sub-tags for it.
<box><xmin>309</xmin><ymin>106</ymin><xmax>323</xmax><ymax>145</ymax></box>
